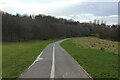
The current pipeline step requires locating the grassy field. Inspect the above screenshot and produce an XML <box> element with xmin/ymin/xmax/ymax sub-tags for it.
<box><xmin>61</xmin><ymin>37</ymin><xmax>118</xmax><ymax>79</ymax></box>
<box><xmin>2</xmin><ymin>39</ymin><xmax>58</xmax><ymax>79</ymax></box>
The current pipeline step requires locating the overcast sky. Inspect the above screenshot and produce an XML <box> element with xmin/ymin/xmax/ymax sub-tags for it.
<box><xmin>0</xmin><ymin>0</ymin><xmax>119</xmax><ymax>25</ymax></box>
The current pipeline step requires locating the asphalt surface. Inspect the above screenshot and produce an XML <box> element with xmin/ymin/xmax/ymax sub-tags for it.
<box><xmin>19</xmin><ymin>39</ymin><xmax>92</xmax><ymax>79</ymax></box>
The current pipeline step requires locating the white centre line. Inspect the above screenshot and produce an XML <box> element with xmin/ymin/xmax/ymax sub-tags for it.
<box><xmin>50</xmin><ymin>43</ymin><xmax>55</xmax><ymax>79</ymax></box>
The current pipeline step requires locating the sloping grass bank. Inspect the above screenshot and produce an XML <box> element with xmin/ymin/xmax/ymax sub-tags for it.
<box><xmin>61</xmin><ymin>37</ymin><xmax>118</xmax><ymax>79</ymax></box>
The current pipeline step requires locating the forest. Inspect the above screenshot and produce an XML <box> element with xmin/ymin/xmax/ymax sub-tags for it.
<box><xmin>2</xmin><ymin>12</ymin><xmax>119</xmax><ymax>42</ymax></box>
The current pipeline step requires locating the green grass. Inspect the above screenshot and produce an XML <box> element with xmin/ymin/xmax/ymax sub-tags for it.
<box><xmin>2</xmin><ymin>39</ymin><xmax>58</xmax><ymax>79</ymax></box>
<box><xmin>61</xmin><ymin>38</ymin><xmax>118</xmax><ymax>79</ymax></box>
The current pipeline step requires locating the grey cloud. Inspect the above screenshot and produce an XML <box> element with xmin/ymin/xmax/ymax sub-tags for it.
<box><xmin>54</xmin><ymin>2</ymin><xmax>118</xmax><ymax>16</ymax></box>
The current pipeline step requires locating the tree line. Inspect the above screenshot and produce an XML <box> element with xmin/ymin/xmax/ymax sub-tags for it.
<box><xmin>2</xmin><ymin>12</ymin><xmax>119</xmax><ymax>42</ymax></box>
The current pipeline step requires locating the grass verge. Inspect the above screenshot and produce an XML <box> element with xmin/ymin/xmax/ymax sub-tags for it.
<box><xmin>2</xmin><ymin>39</ymin><xmax>58</xmax><ymax>79</ymax></box>
<box><xmin>61</xmin><ymin>37</ymin><xmax>118</xmax><ymax>79</ymax></box>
